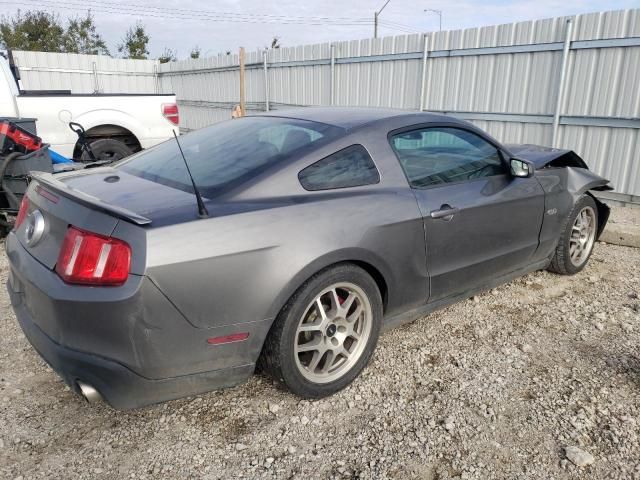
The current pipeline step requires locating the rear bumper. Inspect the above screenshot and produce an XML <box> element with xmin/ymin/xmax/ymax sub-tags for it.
<box><xmin>5</xmin><ymin>231</ymin><xmax>270</xmax><ymax>409</ymax></box>
<box><xmin>12</xmin><ymin>297</ymin><xmax>253</xmax><ymax>409</ymax></box>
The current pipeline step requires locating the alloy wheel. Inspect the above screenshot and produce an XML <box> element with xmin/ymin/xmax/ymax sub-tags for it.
<box><xmin>569</xmin><ymin>206</ymin><xmax>596</xmax><ymax>267</ymax></box>
<box><xmin>294</xmin><ymin>282</ymin><xmax>372</xmax><ymax>384</ymax></box>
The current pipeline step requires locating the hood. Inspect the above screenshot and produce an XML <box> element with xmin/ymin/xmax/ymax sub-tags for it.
<box><xmin>505</xmin><ymin>144</ymin><xmax>589</xmax><ymax>169</ymax></box>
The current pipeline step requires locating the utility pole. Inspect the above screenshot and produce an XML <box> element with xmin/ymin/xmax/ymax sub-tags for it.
<box><xmin>424</xmin><ymin>9</ymin><xmax>442</xmax><ymax>32</ymax></box>
<box><xmin>374</xmin><ymin>11</ymin><xmax>378</xmax><ymax>39</ymax></box>
<box><xmin>374</xmin><ymin>0</ymin><xmax>392</xmax><ymax>39</ymax></box>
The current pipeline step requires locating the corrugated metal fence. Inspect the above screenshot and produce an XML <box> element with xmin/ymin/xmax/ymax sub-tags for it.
<box><xmin>12</xmin><ymin>51</ymin><xmax>158</xmax><ymax>94</ymax></box>
<box><xmin>11</xmin><ymin>8</ymin><xmax>640</xmax><ymax>200</ymax></box>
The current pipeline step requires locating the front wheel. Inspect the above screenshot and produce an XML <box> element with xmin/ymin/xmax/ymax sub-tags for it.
<box><xmin>548</xmin><ymin>194</ymin><xmax>599</xmax><ymax>275</ymax></box>
<box><xmin>260</xmin><ymin>264</ymin><xmax>383</xmax><ymax>398</ymax></box>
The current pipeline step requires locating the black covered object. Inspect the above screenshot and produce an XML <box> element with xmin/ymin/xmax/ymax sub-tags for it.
<box><xmin>1</xmin><ymin>147</ymin><xmax>53</xmax><ymax>209</ymax></box>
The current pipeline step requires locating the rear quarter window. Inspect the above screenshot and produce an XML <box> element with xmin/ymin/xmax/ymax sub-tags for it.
<box><xmin>298</xmin><ymin>145</ymin><xmax>380</xmax><ymax>191</ymax></box>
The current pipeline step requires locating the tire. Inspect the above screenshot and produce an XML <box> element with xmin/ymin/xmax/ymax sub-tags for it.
<box><xmin>81</xmin><ymin>138</ymin><xmax>132</xmax><ymax>162</ymax></box>
<box><xmin>260</xmin><ymin>264</ymin><xmax>383</xmax><ymax>398</ymax></box>
<box><xmin>548</xmin><ymin>194</ymin><xmax>599</xmax><ymax>275</ymax></box>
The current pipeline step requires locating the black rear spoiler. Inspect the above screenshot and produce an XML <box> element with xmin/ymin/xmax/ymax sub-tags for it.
<box><xmin>30</xmin><ymin>171</ymin><xmax>152</xmax><ymax>226</ymax></box>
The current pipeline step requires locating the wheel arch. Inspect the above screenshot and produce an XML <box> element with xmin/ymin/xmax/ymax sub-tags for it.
<box><xmin>256</xmin><ymin>250</ymin><xmax>390</xmax><ymax>371</ymax></box>
<box><xmin>72</xmin><ymin>124</ymin><xmax>142</xmax><ymax>159</ymax></box>
<box><xmin>266</xmin><ymin>248</ymin><xmax>392</xmax><ymax>324</ymax></box>
<box><xmin>562</xmin><ymin>166</ymin><xmax>612</xmax><ymax>241</ymax></box>
<box><xmin>70</xmin><ymin>110</ymin><xmax>147</xmax><ymax>158</ymax></box>
<box><xmin>585</xmin><ymin>191</ymin><xmax>610</xmax><ymax>240</ymax></box>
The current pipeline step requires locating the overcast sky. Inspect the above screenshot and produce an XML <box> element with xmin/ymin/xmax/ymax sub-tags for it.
<box><xmin>7</xmin><ymin>0</ymin><xmax>639</xmax><ymax>58</ymax></box>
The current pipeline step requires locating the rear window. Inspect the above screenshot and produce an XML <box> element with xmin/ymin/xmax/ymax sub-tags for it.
<box><xmin>117</xmin><ymin>117</ymin><xmax>342</xmax><ymax>197</ymax></box>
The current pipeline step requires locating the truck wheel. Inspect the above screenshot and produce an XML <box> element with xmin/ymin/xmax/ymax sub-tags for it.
<box><xmin>260</xmin><ymin>264</ymin><xmax>382</xmax><ymax>398</ymax></box>
<box><xmin>81</xmin><ymin>139</ymin><xmax>132</xmax><ymax>162</ymax></box>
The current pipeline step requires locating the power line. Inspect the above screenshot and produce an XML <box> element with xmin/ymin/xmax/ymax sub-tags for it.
<box><xmin>6</xmin><ymin>0</ymin><xmax>374</xmax><ymax>26</ymax></box>
<box><xmin>378</xmin><ymin>24</ymin><xmax>418</xmax><ymax>34</ymax></box>
<box><xmin>379</xmin><ymin>19</ymin><xmax>422</xmax><ymax>30</ymax></box>
<box><xmin>87</xmin><ymin>0</ymin><xmax>372</xmax><ymax>23</ymax></box>
<box><xmin>378</xmin><ymin>20</ymin><xmax>422</xmax><ymax>34</ymax></box>
<box><xmin>1</xmin><ymin>0</ymin><xmax>425</xmax><ymax>40</ymax></box>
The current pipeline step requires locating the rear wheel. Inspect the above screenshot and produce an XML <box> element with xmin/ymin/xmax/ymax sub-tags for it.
<box><xmin>81</xmin><ymin>138</ymin><xmax>132</xmax><ymax>162</ymax></box>
<box><xmin>548</xmin><ymin>195</ymin><xmax>598</xmax><ymax>275</ymax></box>
<box><xmin>260</xmin><ymin>264</ymin><xmax>382</xmax><ymax>398</ymax></box>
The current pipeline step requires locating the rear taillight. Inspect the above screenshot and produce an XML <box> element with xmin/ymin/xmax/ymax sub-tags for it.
<box><xmin>14</xmin><ymin>196</ymin><xmax>30</xmax><ymax>229</ymax></box>
<box><xmin>162</xmin><ymin>103</ymin><xmax>179</xmax><ymax>125</ymax></box>
<box><xmin>55</xmin><ymin>227</ymin><xmax>131</xmax><ymax>286</ymax></box>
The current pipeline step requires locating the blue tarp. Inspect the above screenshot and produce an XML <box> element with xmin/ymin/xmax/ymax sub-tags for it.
<box><xmin>48</xmin><ymin>149</ymin><xmax>73</xmax><ymax>164</ymax></box>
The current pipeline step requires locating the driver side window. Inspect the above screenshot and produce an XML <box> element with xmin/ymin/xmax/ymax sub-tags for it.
<box><xmin>390</xmin><ymin>127</ymin><xmax>507</xmax><ymax>188</ymax></box>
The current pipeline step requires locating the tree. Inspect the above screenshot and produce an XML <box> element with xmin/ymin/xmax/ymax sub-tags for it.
<box><xmin>158</xmin><ymin>47</ymin><xmax>176</xmax><ymax>64</ymax></box>
<box><xmin>64</xmin><ymin>11</ymin><xmax>109</xmax><ymax>55</ymax></box>
<box><xmin>118</xmin><ymin>22</ymin><xmax>149</xmax><ymax>59</ymax></box>
<box><xmin>0</xmin><ymin>10</ymin><xmax>66</xmax><ymax>52</ymax></box>
<box><xmin>0</xmin><ymin>9</ymin><xmax>110</xmax><ymax>55</ymax></box>
<box><xmin>190</xmin><ymin>46</ymin><xmax>200</xmax><ymax>59</ymax></box>
<box><xmin>271</xmin><ymin>36</ymin><xmax>281</xmax><ymax>49</ymax></box>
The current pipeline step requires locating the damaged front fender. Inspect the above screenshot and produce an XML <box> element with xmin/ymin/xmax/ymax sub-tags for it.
<box><xmin>506</xmin><ymin>143</ymin><xmax>612</xmax><ymax>239</ymax></box>
<box><xmin>564</xmin><ymin>167</ymin><xmax>612</xmax><ymax>239</ymax></box>
<box><xmin>532</xmin><ymin>156</ymin><xmax>613</xmax><ymax>254</ymax></box>
<box><xmin>564</xmin><ymin>166</ymin><xmax>613</xmax><ymax>195</ymax></box>
<box><xmin>537</xmin><ymin>166</ymin><xmax>612</xmax><ymax>240</ymax></box>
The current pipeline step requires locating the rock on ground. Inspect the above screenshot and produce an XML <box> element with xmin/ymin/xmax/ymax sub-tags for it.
<box><xmin>565</xmin><ymin>446</ymin><xmax>595</xmax><ymax>467</ymax></box>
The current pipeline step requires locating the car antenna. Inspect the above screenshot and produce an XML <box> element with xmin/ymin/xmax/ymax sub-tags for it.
<box><xmin>172</xmin><ymin>131</ymin><xmax>209</xmax><ymax>218</ymax></box>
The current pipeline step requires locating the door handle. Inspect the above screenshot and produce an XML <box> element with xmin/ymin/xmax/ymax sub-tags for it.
<box><xmin>430</xmin><ymin>204</ymin><xmax>459</xmax><ymax>220</ymax></box>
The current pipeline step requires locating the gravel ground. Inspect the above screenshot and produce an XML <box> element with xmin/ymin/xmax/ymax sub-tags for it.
<box><xmin>1</xmin><ymin>224</ymin><xmax>639</xmax><ymax>479</ymax></box>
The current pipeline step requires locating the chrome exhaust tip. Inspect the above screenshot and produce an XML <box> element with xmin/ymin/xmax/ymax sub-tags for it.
<box><xmin>76</xmin><ymin>381</ymin><xmax>103</xmax><ymax>404</ymax></box>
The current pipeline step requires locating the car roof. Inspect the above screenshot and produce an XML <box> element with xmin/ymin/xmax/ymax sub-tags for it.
<box><xmin>254</xmin><ymin>107</ymin><xmax>459</xmax><ymax>130</ymax></box>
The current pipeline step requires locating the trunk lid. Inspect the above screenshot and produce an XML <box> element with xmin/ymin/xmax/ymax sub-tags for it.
<box><xmin>36</xmin><ymin>167</ymin><xmax>201</xmax><ymax>225</ymax></box>
<box><xmin>16</xmin><ymin>168</ymin><xmax>199</xmax><ymax>273</ymax></box>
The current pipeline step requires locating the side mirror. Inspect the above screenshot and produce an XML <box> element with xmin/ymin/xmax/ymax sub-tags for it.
<box><xmin>510</xmin><ymin>158</ymin><xmax>534</xmax><ymax>178</ymax></box>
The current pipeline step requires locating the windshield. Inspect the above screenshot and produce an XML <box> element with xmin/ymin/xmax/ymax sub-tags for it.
<box><xmin>117</xmin><ymin>116</ymin><xmax>343</xmax><ymax>197</ymax></box>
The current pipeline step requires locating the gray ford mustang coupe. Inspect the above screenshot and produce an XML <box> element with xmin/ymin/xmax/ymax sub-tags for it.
<box><xmin>6</xmin><ymin>108</ymin><xmax>611</xmax><ymax>409</ymax></box>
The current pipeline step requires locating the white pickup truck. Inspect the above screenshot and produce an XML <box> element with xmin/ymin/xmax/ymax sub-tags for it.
<box><xmin>0</xmin><ymin>55</ymin><xmax>178</xmax><ymax>160</ymax></box>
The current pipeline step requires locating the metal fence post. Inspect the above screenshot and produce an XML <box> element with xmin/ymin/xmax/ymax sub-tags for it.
<box><xmin>92</xmin><ymin>62</ymin><xmax>100</xmax><ymax>93</ymax></box>
<box><xmin>552</xmin><ymin>18</ymin><xmax>573</xmax><ymax>147</ymax></box>
<box><xmin>263</xmin><ymin>50</ymin><xmax>270</xmax><ymax>111</ymax></box>
<box><xmin>330</xmin><ymin>44</ymin><xmax>336</xmax><ymax>106</ymax></box>
<box><xmin>239</xmin><ymin>47</ymin><xmax>246</xmax><ymax>116</ymax></box>
<box><xmin>419</xmin><ymin>34</ymin><xmax>430</xmax><ymax>111</ymax></box>
<box><xmin>154</xmin><ymin>64</ymin><xmax>160</xmax><ymax>94</ymax></box>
